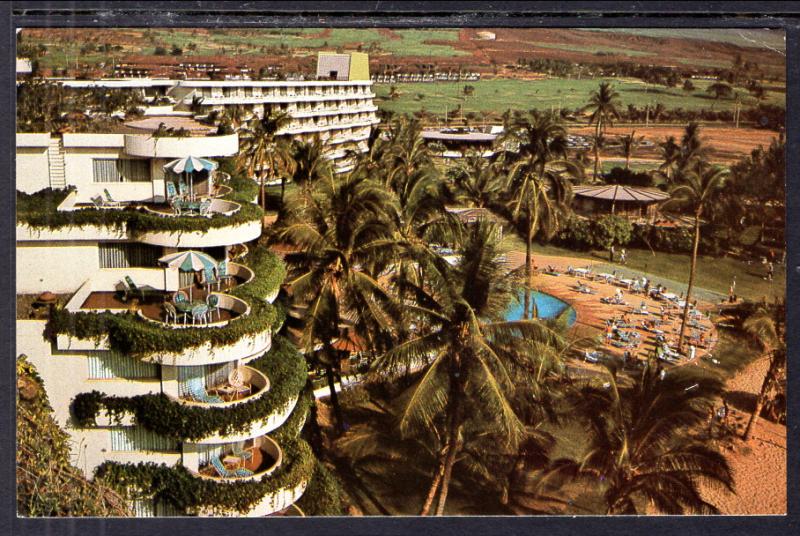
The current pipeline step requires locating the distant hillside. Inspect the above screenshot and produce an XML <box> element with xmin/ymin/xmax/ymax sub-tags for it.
<box><xmin>17</xmin><ymin>356</ymin><xmax>130</xmax><ymax>517</ymax></box>
<box><xmin>18</xmin><ymin>27</ymin><xmax>786</xmax><ymax>80</ymax></box>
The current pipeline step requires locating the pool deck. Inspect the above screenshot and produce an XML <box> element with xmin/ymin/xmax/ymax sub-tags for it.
<box><xmin>505</xmin><ymin>251</ymin><xmax>718</xmax><ymax>366</ymax></box>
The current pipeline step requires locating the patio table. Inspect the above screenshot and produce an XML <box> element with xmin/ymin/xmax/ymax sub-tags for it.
<box><xmin>222</xmin><ymin>455</ymin><xmax>243</xmax><ymax>470</ymax></box>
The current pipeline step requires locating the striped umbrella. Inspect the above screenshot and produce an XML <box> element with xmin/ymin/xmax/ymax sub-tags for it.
<box><xmin>163</xmin><ymin>156</ymin><xmax>218</xmax><ymax>200</ymax></box>
<box><xmin>158</xmin><ymin>250</ymin><xmax>218</xmax><ymax>300</ymax></box>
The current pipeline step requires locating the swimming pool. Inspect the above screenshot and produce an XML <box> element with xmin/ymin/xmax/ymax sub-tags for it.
<box><xmin>505</xmin><ymin>290</ymin><xmax>577</xmax><ymax>326</ymax></box>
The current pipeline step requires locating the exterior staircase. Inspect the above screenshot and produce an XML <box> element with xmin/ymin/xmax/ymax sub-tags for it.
<box><xmin>47</xmin><ymin>136</ymin><xmax>66</xmax><ymax>189</ymax></box>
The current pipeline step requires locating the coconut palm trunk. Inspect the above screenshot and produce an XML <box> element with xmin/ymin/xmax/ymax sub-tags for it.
<box><xmin>435</xmin><ymin>356</ymin><xmax>464</xmax><ymax>516</ymax></box>
<box><xmin>743</xmin><ymin>350</ymin><xmax>778</xmax><ymax>440</ymax></box>
<box><xmin>420</xmin><ymin>460</ymin><xmax>445</xmax><ymax>515</ymax></box>
<box><xmin>677</xmin><ymin>210</ymin><xmax>702</xmax><ymax>350</ymax></box>
<box><xmin>323</xmin><ymin>344</ymin><xmax>346</xmax><ymax>434</ymax></box>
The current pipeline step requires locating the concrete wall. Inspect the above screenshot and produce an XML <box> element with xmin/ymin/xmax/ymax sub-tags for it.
<box><xmin>16</xmin><ymin>145</ymin><xmax>50</xmax><ymax>193</ymax></box>
<box><xmin>17</xmin><ymin>241</ymin><xmax>100</xmax><ymax>294</ymax></box>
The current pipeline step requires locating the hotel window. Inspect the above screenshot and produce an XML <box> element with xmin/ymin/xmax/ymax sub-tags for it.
<box><xmin>98</xmin><ymin>243</ymin><xmax>162</xmax><ymax>268</ymax></box>
<box><xmin>110</xmin><ymin>427</ymin><xmax>179</xmax><ymax>452</ymax></box>
<box><xmin>92</xmin><ymin>159</ymin><xmax>151</xmax><ymax>183</ymax></box>
<box><xmin>88</xmin><ymin>351</ymin><xmax>159</xmax><ymax>380</ymax></box>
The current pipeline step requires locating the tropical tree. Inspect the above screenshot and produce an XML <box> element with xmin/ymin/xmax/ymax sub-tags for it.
<box><xmin>292</xmin><ymin>134</ymin><xmax>335</xmax><ymax>200</ymax></box>
<box><xmin>656</xmin><ymin>135</ymin><xmax>681</xmax><ymax>183</ymax></box>
<box><xmin>374</xmin><ymin>221</ymin><xmax>566</xmax><ymax>515</ymax></box>
<box><xmin>706</xmin><ymin>82</ymin><xmax>733</xmax><ymax>108</ymax></box>
<box><xmin>742</xmin><ymin>304</ymin><xmax>786</xmax><ymax>440</ymax></box>
<box><xmin>236</xmin><ymin>111</ymin><xmax>296</xmax><ymax>210</ymax></box>
<box><xmin>448</xmin><ymin>155</ymin><xmax>505</xmax><ymax>210</ymax></box>
<box><xmin>619</xmin><ymin>130</ymin><xmax>643</xmax><ymax>170</ymax></box>
<box><xmin>502</xmin><ymin>111</ymin><xmax>578</xmax><ymax>319</ymax></box>
<box><xmin>277</xmin><ymin>174</ymin><xmax>397</xmax><ymax>433</ymax></box>
<box><xmin>666</xmin><ymin>162</ymin><xmax>729</xmax><ymax>350</ymax></box>
<box><xmin>583</xmin><ymin>82</ymin><xmax>622</xmax><ymax>180</ymax></box>
<box><xmin>550</xmin><ymin>362</ymin><xmax>733</xmax><ymax>514</ymax></box>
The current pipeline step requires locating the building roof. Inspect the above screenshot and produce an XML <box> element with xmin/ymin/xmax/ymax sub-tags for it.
<box><xmin>422</xmin><ymin>130</ymin><xmax>497</xmax><ymax>143</ymax></box>
<box><xmin>123</xmin><ymin>116</ymin><xmax>217</xmax><ymax>136</ymax></box>
<box><xmin>573</xmin><ymin>184</ymin><xmax>670</xmax><ymax>203</ymax></box>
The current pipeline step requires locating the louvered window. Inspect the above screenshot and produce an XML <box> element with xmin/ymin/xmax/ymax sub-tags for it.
<box><xmin>98</xmin><ymin>243</ymin><xmax>161</xmax><ymax>268</ymax></box>
<box><xmin>110</xmin><ymin>427</ymin><xmax>179</xmax><ymax>452</ymax></box>
<box><xmin>88</xmin><ymin>352</ymin><xmax>158</xmax><ymax>380</ymax></box>
<box><xmin>93</xmin><ymin>159</ymin><xmax>150</xmax><ymax>182</ymax></box>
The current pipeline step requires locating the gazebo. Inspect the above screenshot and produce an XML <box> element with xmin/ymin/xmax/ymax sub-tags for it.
<box><xmin>572</xmin><ymin>184</ymin><xmax>670</xmax><ymax>223</ymax></box>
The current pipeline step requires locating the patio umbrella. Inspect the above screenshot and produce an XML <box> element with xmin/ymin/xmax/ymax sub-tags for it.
<box><xmin>158</xmin><ymin>250</ymin><xmax>218</xmax><ymax>300</ymax></box>
<box><xmin>163</xmin><ymin>156</ymin><xmax>218</xmax><ymax>200</ymax></box>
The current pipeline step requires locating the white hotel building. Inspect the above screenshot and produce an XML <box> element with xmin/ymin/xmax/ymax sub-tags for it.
<box><xmin>58</xmin><ymin>52</ymin><xmax>380</xmax><ymax>174</ymax></box>
<box><xmin>16</xmin><ymin>120</ymin><xmax>312</xmax><ymax>516</ymax></box>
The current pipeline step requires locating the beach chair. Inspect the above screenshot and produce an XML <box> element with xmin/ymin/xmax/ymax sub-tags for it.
<box><xmin>210</xmin><ymin>456</ymin><xmax>253</xmax><ymax>479</ymax></box>
<box><xmin>187</xmin><ymin>381</ymin><xmax>223</xmax><ymax>404</ymax></box>
<box><xmin>103</xmin><ymin>189</ymin><xmax>123</xmax><ymax>207</ymax></box>
<box><xmin>122</xmin><ymin>276</ymin><xmax>159</xmax><ymax>303</ymax></box>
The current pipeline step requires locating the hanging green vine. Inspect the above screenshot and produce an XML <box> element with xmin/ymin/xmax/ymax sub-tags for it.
<box><xmin>71</xmin><ymin>336</ymin><xmax>307</xmax><ymax>440</ymax></box>
<box><xmin>94</xmin><ymin>438</ymin><xmax>315</xmax><ymax>515</ymax></box>
<box><xmin>16</xmin><ymin>176</ymin><xmax>262</xmax><ymax>234</ymax></box>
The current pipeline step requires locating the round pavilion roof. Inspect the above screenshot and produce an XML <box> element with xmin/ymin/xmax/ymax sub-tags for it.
<box><xmin>573</xmin><ymin>184</ymin><xmax>670</xmax><ymax>203</ymax></box>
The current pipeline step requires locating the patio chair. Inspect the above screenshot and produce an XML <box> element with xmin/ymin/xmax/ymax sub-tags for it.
<box><xmin>191</xmin><ymin>303</ymin><xmax>209</xmax><ymax>326</ymax></box>
<box><xmin>173</xmin><ymin>290</ymin><xmax>189</xmax><ymax>305</ymax></box>
<box><xmin>203</xmin><ymin>266</ymin><xmax>218</xmax><ymax>294</ymax></box>
<box><xmin>171</xmin><ymin>196</ymin><xmax>183</xmax><ymax>216</ymax></box>
<box><xmin>164</xmin><ymin>302</ymin><xmax>178</xmax><ymax>324</ymax></box>
<box><xmin>187</xmin><ymin>381</ymin><xmax>223</xmax><ymax>404</ymax></box>
<box><xmin>179</xmin><ymin>182</ymin><xmax>189</xmax><ymax>199</ymax></box>
<box><xmin>206</xmin><ymin>293</ymin><xmax>221</xmax><ymax>322</ymax></box>
<box><xmin>198</xmin><ymin>198</ymin><xmax>212</xmax><ymax>217</ymax></box>
<box><xmin>103</xmin><ymin>189</ymin><xmax>123</xmax><ymax>207</ymax></box>
<box><xmin>166</xmin><ymin>182</ymin><xmax>179</xmax><ymax>200</ymax></box>
<box><xmin>231</xmin><ymin>443</ymin><xmax>254</xmax><ymax>461</ymax></box>
<box><xmin>217</xmin><ymin>260</ymin><xmax>233</xmax><ymax>290</ymax></box>
<box><xmin>228</xmin><ymin>367</ymin><xmax>251</xmax><ymax>398</ymax></box>
<box><xmin>210</xmin><ymin>456</ymin><xmax>253</xmax><ymax>479</ymax></box>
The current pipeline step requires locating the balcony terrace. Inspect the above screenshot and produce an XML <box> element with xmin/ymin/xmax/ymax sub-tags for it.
<box><xmin>195</xmin><ymin>436</ymin><xmax>282</xmax><ymax>482</ymax></box>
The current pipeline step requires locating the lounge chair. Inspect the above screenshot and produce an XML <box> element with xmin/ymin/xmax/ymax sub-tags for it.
<box><xmin>103</xmin><ymin>189</ymin><xmax>123</xmax><ymax>207</ymax></box>
<box><xmin>122</xmin><ymin>276</ymin><xmax>160</xmax><ymax>303</ymax></box>
<box><xmin>210</xmin><ymin>456</ymin><xmax>253</xmax><ymax>479</ymax></box>
<box><xmin>187</xmin><ymin>381</ymin><xmax>223</xmax><ymax>404</ymax></box>
<box><xmin>90</xmin><ymin>195</ymin><xmax>104</xmax><ymax>208</ymax></box>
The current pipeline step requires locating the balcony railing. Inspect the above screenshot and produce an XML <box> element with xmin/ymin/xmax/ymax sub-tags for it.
<box><xmin>194</xmin><ymin>435</ymin><xmax>282</xmax><ymax>483</ymax></box>
<box><xmin>178</xmin><ymin>365</ymin><xmax>270</xmax><ymax>407</ymax></box>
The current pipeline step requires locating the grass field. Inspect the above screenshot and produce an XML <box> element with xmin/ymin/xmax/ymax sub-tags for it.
<box><xmin>524</xmin><ymin>41</ymin><xmax>656</xmax><ymax>58</ymax></box>
<box><xmin>374</xmin><ymin>78</ymin><xmax>785</xmax><ymax>117</ymax></box>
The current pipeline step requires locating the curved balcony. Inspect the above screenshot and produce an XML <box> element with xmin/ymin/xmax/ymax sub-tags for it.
<box><xmin>192</xmin><ymin>393</ymin><xmax>298</xmax><ymax>444</ymax></box>
<box><xmin>123</xmin><ymin>133</ymin><xmax>239</xmax><ymax>158</ymax></box>
<box><xmin>137</xmin><ymin>217</ymin><xmax>262</xmax><ymax>248</ymax></box>
<box><xmin>141</xmin><ymin>198</ymin><xmax>242</xmax><ymax>219</ymax></box>
<box><xmin>177</xmin><ymin>366</ymin><xmax>270</xmax><ymax>408</ymax></box>
<box><xmin>137</xmin><ymin>292</ymin><xmax>250</xmax><ymax>329</ymax></box>
<box><xmin>194</xmin><ymin>435</ymin><xmax>282</xmax><ymax>483</ymax></box>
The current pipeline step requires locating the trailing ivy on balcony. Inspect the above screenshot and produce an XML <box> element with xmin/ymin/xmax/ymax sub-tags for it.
<box><xmin>15</xmin><ymin>176</ymin><xmax>262</xmax><ymax>234</ymax></box>
<box><xmin>45</xmin><ymin>248</ymin><xmax>286</xmax><ymax>356</ymax></box>
<box><xmin>71</xmin><ymin>336</ymin><xmax>307</xmax><ymax>441</ymax></box>
<box><xmin>94</xmin><ymin>438</ymin><xmax>314</xmax><ymax>515</ymax></box>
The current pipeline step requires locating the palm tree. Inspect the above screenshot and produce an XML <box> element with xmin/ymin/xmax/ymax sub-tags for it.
<box><xmin>277</xmin><ymin>174</ymin><xmax>397</xmax><ymax>434</ymax></box>
<box><xmin>742</xmin><ymin>305</ymin><xmax>786</xmax><ymax>440</ymax></box>
<box><xmin>237</xmin><ymin>111</ymin><xmax>295</xmax><ymax>211</ymax></box>
<box><xmin>502</xmin><ymin>111</ymin><xmax>577</xmax><ymax>319</ymax></box>
<box><xmin>619</xmin><ymin>130</ymin><xmax>643</xmax><ymax>170</ymax></box>
<box><xmin>374</xmin><ymin>221</ymin><xmax>565</xmax><ymax>515</ymax></box>
<box><xmin>583</xmin><ymin>82</ymin><xmax>621</xmax><ymax>180</ymax></box>
<box><xmin>449</xmin><ymin>155</ymin><xmax>505</xmax><ymax>210</ymax></box>
<box><xmin>551</xmin><ymin>362</ymin><xmax>733</xmax><ymax>514</ymax></box>
<box><xmin>590</xmin><ymin>134</ymin><xmax>605</xmax><ymax>182</ymax></box>
<box><xmin>292</xmin><ymin>134</ymin><xmax>335</xmax><ymax>200</ymax></box>
<box><xmin>657</xmin><ymin>135</ymin><xmax>681</xmax><ymax>183</ymax></box>
<box><xmin>666</xmin><ymin>163</ymin><xmax>728</xmax><ymax>350</ymax></box>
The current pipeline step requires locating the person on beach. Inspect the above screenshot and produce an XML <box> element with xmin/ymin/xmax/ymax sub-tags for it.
<box><xmin>620</xmin><ymin>248</ymin><xmax>627</xmax><ymax>265</ymax></box>
<box><xmin>610</xmin><ymin>244</ymin><xmax>615</xmax><ymax>262</ymax></box>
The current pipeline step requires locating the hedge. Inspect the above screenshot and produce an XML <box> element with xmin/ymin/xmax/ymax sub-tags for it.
<box><xmin>71</xmin><ymin>336</ymin><xmax>307</xmax><ymax>441</ymax></box>
<box><xmin>296</xmin><ymin>461</ymin><xmax>346</xmax><ymax>516</ymax></box>
<box><xmin>46</xmin><ymin>248</ymin><xmax>285</xmax><ymax>356</ymax></box>
<box><xmin>94</xmin><ymin>438</ymin><xmax>315</xmax><ymax>515</ymax></box>
<box><xmin>16</xmin><ymin>175</ymin><xmax>262</xmax><ymax>235</ymax></box>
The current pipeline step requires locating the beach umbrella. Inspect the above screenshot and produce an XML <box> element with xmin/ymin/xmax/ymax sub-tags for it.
<box><xmin>163</xmin><ymin>156</ymin><xmax>218</xmax><ymax>200</ymax></box>
<box><xmin>159</xmin><ymin>250</ymin><xmax>218</xmax><ymax>300</ymax></box>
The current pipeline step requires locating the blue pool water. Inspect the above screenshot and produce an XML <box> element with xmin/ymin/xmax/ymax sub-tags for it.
<box><xmin>505</xmin><ymin>290</ymin><xmax>577</xmax><ymax>325</ymax></box>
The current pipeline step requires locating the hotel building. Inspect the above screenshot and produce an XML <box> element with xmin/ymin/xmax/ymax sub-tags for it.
<box><xmin>16</xmin><ymin>118</ymin><xmax>312</xmax><ymax>517</ymax></box>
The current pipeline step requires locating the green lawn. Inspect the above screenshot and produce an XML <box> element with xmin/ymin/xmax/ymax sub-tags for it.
<box><xmin>501</xmin><ymin>235</ymin><xmax>785</xmax><ymax>303</ymax></box>
<box><xmin>375</xmin><ymin>78</ymin><xmax>785</xmax><ymax>118</ymax></box>
<box><xmin>525</xmin><ymin>40</ymin><xmax>656</xmax><ymax>58</ymax></box>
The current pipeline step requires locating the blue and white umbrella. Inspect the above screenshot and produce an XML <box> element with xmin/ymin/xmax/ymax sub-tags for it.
<box><xmin>163</xmin><ymin>156</ymin><xmax>218</xmax><ymax>199</ymax></box>
<box><xmin>158</xmin><ymin>250</ymin><xmax>218</xmax><ymax>299</ymax></box>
